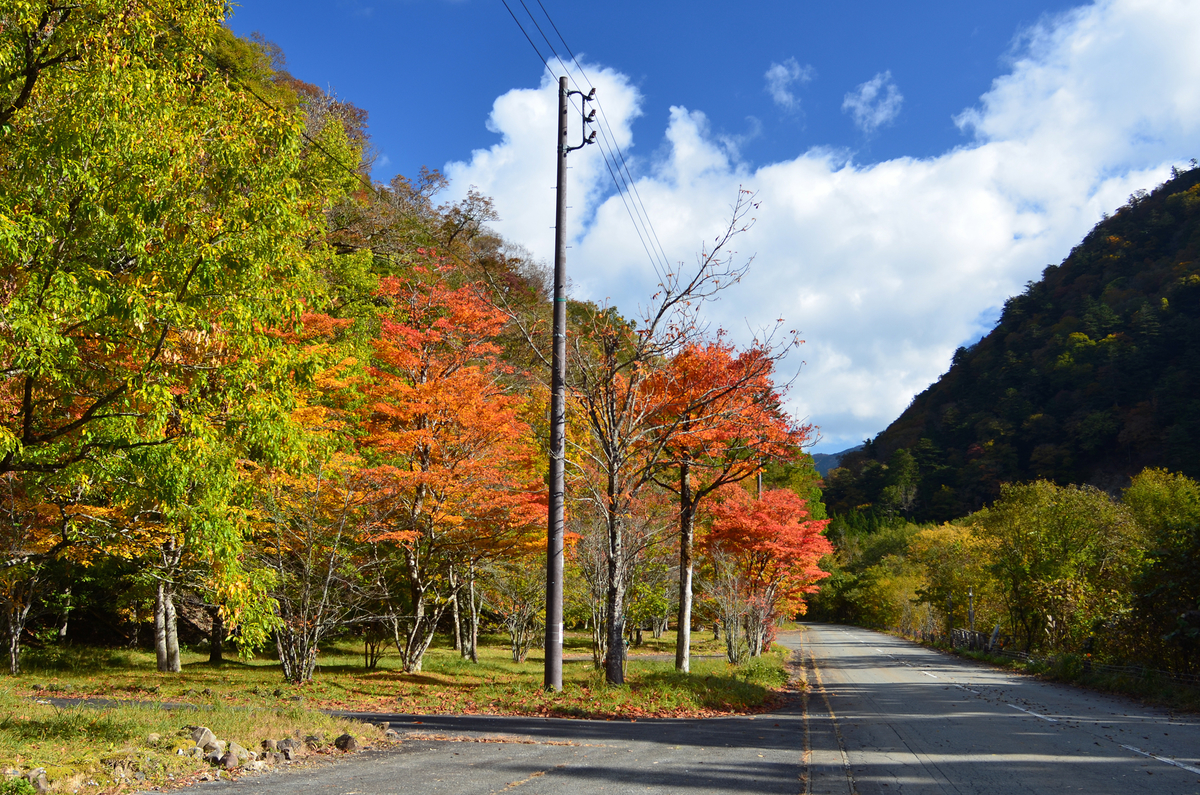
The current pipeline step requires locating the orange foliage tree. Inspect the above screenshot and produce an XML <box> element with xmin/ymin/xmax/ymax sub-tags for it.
<box><xmin>702</xmin><ymin>486</ymin><xmax>832</xmax><ymax>661</ymax></box>
<box><xmin>650</xmin><ymin>339</ymin><xmax>808</xmax><ymax>672</ymax></box>
<box><xmin>362</xmin><ymin>256</ymin><xmax>542</xmax><ymax>673</ymax></box>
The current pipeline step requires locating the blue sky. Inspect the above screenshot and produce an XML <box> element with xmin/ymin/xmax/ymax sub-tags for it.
<box><xmin>229</xmin><ymin>1</ymin><xmax>1079</xmax><ymax>182</ymax></box>
<box><xmin>229</xmin><ymin>0</ymin><xmax>1200</xmax><ymax>454</ymax></box>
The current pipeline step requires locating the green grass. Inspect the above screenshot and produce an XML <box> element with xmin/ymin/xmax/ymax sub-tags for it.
<box><xmin>15</xmin><ymin>631</ymin><xmax>781</xmax><ymax>719</ymax></box>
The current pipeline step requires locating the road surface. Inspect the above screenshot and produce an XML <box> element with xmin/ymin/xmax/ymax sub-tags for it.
<box><xmin>799</xmin><ymin>623</ymin><xmax>1200</xmax><ymax>794</ymax></box>
<box><xmin>183</xmin><ymin>625</ymin><xmax>1200</xmax><ymax>794</ymax></box>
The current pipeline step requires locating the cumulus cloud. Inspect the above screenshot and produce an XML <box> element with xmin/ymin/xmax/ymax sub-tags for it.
<box><xmin>842</xmin><ymin>71</ymin><xmax>903</xmax><ymax>134</ymax></box>
<box><xmin>446</xmin><ymin>0</ymin><xmax>1200</xmax><ymax>451</ymax></box>
<box><xmin>764</xmin><ymin>58</ymin><xmax>815</xmax><ymax>111</ymax></box>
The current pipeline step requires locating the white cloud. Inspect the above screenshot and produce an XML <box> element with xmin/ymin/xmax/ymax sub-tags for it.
<box><xmin>764</xmin><ymin>58</ymin><xmax>815</xmax><ymax>111</ymax></box>
<box><xmin>444</xmin><ymin>60</ymin><xmax>641</xmax><ymax>281</ymax></box>
<box><xmin>446</xmin><ymin>0</ymin><xmax>1200</xmax><ymax>452</ymax></box>
<box><xmin>842</xmin><ymin>71</ymin><xmax>903</xmax><ymax>134</ymax></box>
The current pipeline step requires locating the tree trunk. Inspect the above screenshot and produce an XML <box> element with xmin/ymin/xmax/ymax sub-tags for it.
<box><xmin>604</xmin><ymin>504</ymin><xmax>627</xmax><ymax>685</ymax></box>
<box><xmin>155</xmin><ymin>539</ymin><xmax>182</xmax><ymax>673</ymax></box>
<box><xmin>450</xmin><ymin>567</ymin><xmax>462</xmax><ymax>653</ymax></box>
<box><xmin>276</xmin><ymin>625</ymin><xmax>320</xmax><ymax>683</ymax></box>
<box><xmin>675</xmin><ymin>462</ymin><xmax>694</xmax><ymax>673</ymax></box>
<box><xmin>154</xmin><ymin>581</ymin><xmax>169</xmax><ymax>671</ymax></box>
<box><xmin>208</xmin><ymin>605</ymin><xmax>224</xmax><ymax>664</ymax></box>
<box><xmin>7</xmin><ymin>631</ymin><xmax>19</xmax><ymax>675</ymax></box>
<box><xmin>467</xmin><ymin>564</ymin><xmax>479</xmax><ymax>663</ymax></box>
<box><xmin>4</xmin><ymin>597</ymin><xmax>32</xmax><ymax>675</ymax></box>
<box><xmin>58</xmin><ymin>585</ymin><xmax>71</xmax><ymax>640</ymax></box>
<box><xmin>164</xmin><ymin>586</ymin><xmax>180</xmax><ymax>672</ymax></box>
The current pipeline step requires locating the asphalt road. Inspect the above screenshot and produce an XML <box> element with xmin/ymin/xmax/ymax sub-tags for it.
<box><xmin>179</xmin><ymin>625</ymin><xmax>1200</xmax><ymax>795</ymax></box>
<box><xmin>799</xmin><ymin>623</ymin><xmax>1200</xmax><ymax>794</ymax></box>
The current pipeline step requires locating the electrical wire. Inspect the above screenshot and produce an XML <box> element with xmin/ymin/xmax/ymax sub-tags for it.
<box><xmin>532</xmin><ymin>0</ymin><xmax>675</xmax><ymax>274</ymax></box>
<box><xmin>502</xmin><ymin>0</ymin><xmax>673</xmax><ymax>282</ymax></box>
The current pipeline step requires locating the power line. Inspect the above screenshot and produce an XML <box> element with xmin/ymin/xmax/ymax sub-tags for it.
<box><xmin>529</xmin><ymin>0</ymin><xmax>675</xmax><ymax>276</ymax></box>
<box><xmin>499</xmin><ymin>0</ymin><xmax>553</xmax><ymax>76</ymax></box>
<box><xmin>501</xmin><ymin>0</ymin><xmax>674</xmax><ymax>282</ymax></box>
<box><xmin>521</xmin><ymin>11</ymin><xmax>672</xmax><ymax>279</ymax></box>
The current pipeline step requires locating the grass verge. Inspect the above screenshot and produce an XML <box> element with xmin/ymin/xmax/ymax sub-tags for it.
<box><xmin>0</xmin><ymin>688</ymin><xmax>383</xmax><ymax>793</ymax></box>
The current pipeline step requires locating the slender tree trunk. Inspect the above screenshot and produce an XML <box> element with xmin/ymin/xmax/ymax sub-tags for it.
<box><xmin>58</xmin><ymin>585</ymin><xmax>71</xmax><ymax>640</ymax></box>
<box><xmin>155</xmin><ymin>539</ymin><xmax>182</xmax><ymax>673</ymax></box>
<box><xmin>675</xmin><ymin>462</ymin><xmax>694</xmax><ymax>673</ymax></box>
<box><xmin>450</xmin><ymin>567</ymin><xmax>462</xmax><ymax>653</ymax></box>
<box><xmin>154</xmin><ymin>581</ymin><xmax>169</xmax><ymax>671</ymax></box>
<box><xmin>164</xmin><ymin>586</ymin><xmax>180</xmax><ymax>672</ymax></box>
<box><xmin>5</xmin><ymin>598</ymin><xmax>32</xmax><ymax>675</ymax></box>
<box><xmin>208</xmin><ymin>605</ymin><xmax>224</xmax><ymax>664</ymax></box>
<box><xmin>7</xmin><ymin>631</ymin><xmax>19</xmax><ymax>675</ymax></box>
<box><xmin>468</xmin><ymin>563</ymin><xmax>479</xmax><ymax>663</ymax></box>
<box><xmin>604</xmin><ymin>503</ymin><xmax>627</xmax><ymax>685</ymax></box>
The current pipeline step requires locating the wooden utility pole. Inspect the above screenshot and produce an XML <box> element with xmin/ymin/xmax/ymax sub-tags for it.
<box><xmin>545</xmin><ymin>76</ymin><xmax>594</xmax><ymax>691</ymax></box>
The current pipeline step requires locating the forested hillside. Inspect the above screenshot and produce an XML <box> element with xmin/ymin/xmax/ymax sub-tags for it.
<box><xmin>826</xmin><ymin>165</ymin><xmax>1200</xmax><ymax>522</ymax></box>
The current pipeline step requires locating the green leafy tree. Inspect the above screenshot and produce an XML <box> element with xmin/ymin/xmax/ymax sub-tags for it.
<box><xmin>1122</xmin><ymin>468</ymin><xmax>1200</xmax><ymax>673</ymax></box>
<box><xmin>969</xmin><ymin>481</ymin><xmax>1143</xmax><ymax>653</ymax></box>
<box><xmin>0</xmin><ymin>4</ymin><xmax>362</xmax><ymax>661</ymax></box>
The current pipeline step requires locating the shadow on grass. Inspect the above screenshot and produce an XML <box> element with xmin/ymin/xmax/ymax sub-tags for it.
<box><xmin>634</xmin><ymin>669</ymin><xmax>770</xmax><ymax>709</ymax></box>
<box><xmin>20</xmin><ymin>647</ymin><xmax>141</xmax><ymax>674</ymax></box>
<box><xmin>181</xmin><ymin>659</ymin><xmax>267</xmax><ymax>670</ymax></box>
<box><xmin>1</xmin><ymin>705</ymin><xmax>137</xmax><ymax>743</ymax></box>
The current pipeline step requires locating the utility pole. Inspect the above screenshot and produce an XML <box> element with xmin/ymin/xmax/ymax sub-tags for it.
<box><xmin>545</xmin><ymin>76</ymin><xmax>595</xmax><ymax>692</ymax></box>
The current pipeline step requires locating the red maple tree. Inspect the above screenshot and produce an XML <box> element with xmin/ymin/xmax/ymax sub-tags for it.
<box><xmin>703</xmin><ymin>486</ymin><xmax>832</xmax><ymax>659</ymax></box>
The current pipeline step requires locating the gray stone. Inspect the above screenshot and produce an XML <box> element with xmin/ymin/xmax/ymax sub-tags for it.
<box><xmin>246</xmin><ymin>760</ymin><xmax>268</xmax><ymax>773</ymax></box>
<box><xmin>190</xmin><ymin>726</ymin><xmax>217</xmax><ymax>748</ymax></box>
<box><xmin>205</xmin><ymin>750</ymin><xmax>223</xmax><ymax>766</ymax></box>
<box><xmin>334</xmin><ymin>734</ymin><xmax>359</xmax><ymax>753</ymax></box>
<box><xmin>229</xmin><ymin>741</ymin><xmax>250</xmax><ymax>762</ymax></box>
<box><xmin>261</xmin><ymin>738</ymin><xmax>278</xmax><ymax>752</ymax></box>
<box><xmin>303</xmin><ymin>734</ymin><xmax>322</xmax><ymax>751</ymax></box>
<box><xmin>26</xmin><ymin>769</ymin><xmax>49</xmax><ymax>794</ymax></box>
<box><xmin>384</xmin><ymin>729</ymin><xmax>401</xmax><ymax>740</ymax></box>
<box><xmin>281</xmin><ymin>748</ymin><xmax>295</xmax><ymax>762</ymax></box>
<box><xmin>219</xmin><ymin>752</ymin><xmax>238</xmax><ymax>770</ymax></box>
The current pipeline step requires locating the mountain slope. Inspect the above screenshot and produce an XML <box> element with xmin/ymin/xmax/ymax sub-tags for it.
<box><xmin>827</xmin><ymin>165</ymin><xmax>1200</xmax><ymax>521</ymax></box>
